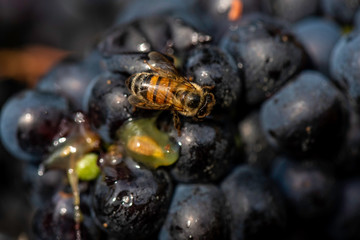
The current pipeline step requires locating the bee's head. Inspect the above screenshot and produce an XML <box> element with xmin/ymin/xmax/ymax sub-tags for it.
<box><xmin>196</xmin><ymin>92</ymin><xmax>216</xmax><ymax>118</ymax></box>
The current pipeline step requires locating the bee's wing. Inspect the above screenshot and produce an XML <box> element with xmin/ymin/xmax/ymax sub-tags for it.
<box><xmin>147</xmin><ymin>52</ymin><xmax>179</xmax><ymax>77</ymax></box>
<box><xmin>148</xmin><ymin>52</ymin><xmax>196</xmax><ymax>90</ymax></box>
<box><xmin>128</xmin><ymin>95</ymin><xmax>171</xmax><ymax>110</ymax></box>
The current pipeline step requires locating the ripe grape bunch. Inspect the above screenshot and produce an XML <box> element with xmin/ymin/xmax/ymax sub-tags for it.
<box><xmin>1</xmin><ymin>0</ymin><xmax>360</xmax><ymax>239</ymax></box>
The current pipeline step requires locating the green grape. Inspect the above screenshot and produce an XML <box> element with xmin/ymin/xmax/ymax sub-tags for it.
<box><xmin>118</xmin><ymin>118</ymin><xmax>179</xmax><ymax>168</ymax></box>
<box><xmin>76</xmin><ymin>153</ymin><xmax>100</xmax><ymax>181</ymax></box>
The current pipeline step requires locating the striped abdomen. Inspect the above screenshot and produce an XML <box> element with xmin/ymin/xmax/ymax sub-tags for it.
<box><xmin>127</xmin><ymin>73</ymin><xmax>177</xmax><ymax>105</ymax></box>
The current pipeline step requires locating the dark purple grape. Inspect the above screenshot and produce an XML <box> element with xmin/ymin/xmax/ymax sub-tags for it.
<box><xmin>36</xmin><ymin>50</ymin><xmax>103</xmax><ymax>111</ymax></box>
<box><xmin>238</xmin><ymin>111</ymin><xmax>277</xmax><ymax>172</ymax></box>
<box><xmin>83</xmin><ymin>72</ymin><xmax>154</xmax><ymax>143</ymax></box>
<box><xmin>159</xmin><ymin>184</ymin><xmax>230</xmax><ymax>240</ymax></box>
<box><xmin>115</xmin><ymin>0</ymin><xmax>208</xmax><ymax>34</ymax></box>
<box><xmin>261</xmin><ymin>0</ymin><xmax>319</xmax><ymax>22</ymax></box>
<box><xmin>32</xmin><ymin>190</ymin><xmax>100</xmax><ymax>240</ymax></box>
<box><xmin>320</xmin><ymin>0</ymin><xmax>360</xmax><ymax>24</ymax></box>
<box><xmin>220</xmin><ymin>13</ymin><xmax>307</xmax><ymax>106</ymax></box>
<box><xmin>260</xmin><ymin>71</ymin><xmax>349</xmax><ymax>157</ymax></box>
<box><xmin>116</xmin><ymin>0</ymin><xmax>186</xmax><ymax>24</ymax></box>
<box><xmin>91</xmin><ymin>149</ymin><xmax>173</xmax><ymax>239</ymax></box>
<box><xmin>330</xmin><ymin>31</ymin><xmax>360</xmax><ymax>107</ymax></box>
<box><xmin>221</xmin><ymin>165</ymin><xmax>286</xmax><ymax>240</ymax></box>
<box><xmin>136</xmin><ymin>15</ymin><xmax>211</xmax><ymax>55</ymax></box>
<box><xmin>271</xmin><ymin>156</ymin><xmax>337</xmax><ymax>220</ymax></box>
<box><xmin>98</xmin><ymin>15</ymin><xmax>211</xmax><ymax>57</ymax></box>
<box><xmin>329</xmin><ymin>178</ymin><xmax>360</xmax><ymax>240</ymax></box>
<box><xmin>0</xmin><ymin>90</ymin><xmax>70</xmax><ymax>162</ymax></box>
<box><xmin>101</xmin><ymin>52</ymin><xmax>150</xmax><ymax>76</ymax></box>
<box><xmin>184</xmin><ymin>44</ymin><xmax>242</xmax><ymax>110</ymax></box>
<box><xmin>166</xmin><ymin>119</ymin><xmax>237</xmax><ymax>183</ymax></box>
<box><xmin>293</xmin><ymin>17</ymin><xmax>341</xmax><ymax>76</ymax></box>
<box><xmin>334</xmin><ymin>104</ymin><xmax>360</xmax><ymax>177</ymax></box>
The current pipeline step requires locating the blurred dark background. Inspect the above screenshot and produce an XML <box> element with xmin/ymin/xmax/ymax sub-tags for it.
<box><xmin>0</xmin><ymin>0</ymin><xmax>126</xmax><ymax>50</ymax></box>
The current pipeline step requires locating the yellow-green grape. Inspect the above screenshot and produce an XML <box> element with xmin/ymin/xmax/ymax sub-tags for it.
<box><xmin>76</xmin><ymin>153</ymin><xmax>100</xmax><ymax>181</ymax></box>
<box><xmin>118</xmin><ymin>118</ymin><xmax>179</xmax><ymax>168</ymax></box>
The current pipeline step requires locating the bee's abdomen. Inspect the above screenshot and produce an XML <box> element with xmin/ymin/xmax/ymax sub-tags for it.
<box><xmin>132</xmin><ymin>74</ymin><xmax>173</xmax><ymax>103</ymax></box>
<box><xmin>152</xmin><ymin>76</ymin><xmax>173</xmax><ymax>105</ymax></box>
<box><xmin>129</xmin><ymin>73</ymin><xmax>151</xmax><ymax>97</ymax></box>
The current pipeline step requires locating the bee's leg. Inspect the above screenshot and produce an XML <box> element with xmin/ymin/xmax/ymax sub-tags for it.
<box><xmin>192</xmin><ymin>116</ymin><xmax>200</xmax><ymax>122</ymax></box>
<box><xmin>188</xmin><ymin>76</ymin><xmax>194</xmax><ymax>82</ymax></box>
<box><xmin>172</xmin><ymin>111</ymin><xmax>181</xmax><ymax>136</ymax></box>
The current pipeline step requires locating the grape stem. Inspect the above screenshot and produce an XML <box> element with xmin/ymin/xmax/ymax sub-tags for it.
<box><xmin>68</xmin><ymin>153</ymin><xmax>82</xmax><ymax>240</ymax></box>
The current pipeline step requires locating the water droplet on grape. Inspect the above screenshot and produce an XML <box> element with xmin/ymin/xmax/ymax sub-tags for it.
<box><xmin>121</xmin><ymin>192</ymin><xmax>134</xmax><ymax>207</ymax></box>
<box><xmin>37</xmin><ymin>164</ymin><xmax>45</xmax><ymax>176</ymax></box>
<box><xmin>137</xmin><ymin>42</ymin><xmax>150</xmax><ymax>52</ymax></box>
<box><xmin>186</xmin><ymin>219</ymin><xmax>191</xmax><ymax>228</ymax></box>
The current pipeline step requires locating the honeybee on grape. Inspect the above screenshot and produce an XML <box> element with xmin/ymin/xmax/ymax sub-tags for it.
<box><xmin>126</xmin><ymin>51</ymin><xmax>216</xmax><ymax>133</ymax></box>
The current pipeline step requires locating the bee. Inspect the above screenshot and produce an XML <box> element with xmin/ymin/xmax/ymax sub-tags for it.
<box><xmin>126</xmin><ymin>51</ymin><xmax>216</xmax><ymax>134</ymax></box>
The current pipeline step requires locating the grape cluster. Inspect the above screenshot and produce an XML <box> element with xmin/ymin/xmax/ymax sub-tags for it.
<box><xmin>2</xmin><ymin>0</ymin><xmax>360</xmax><ymax>239</ymax></box>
